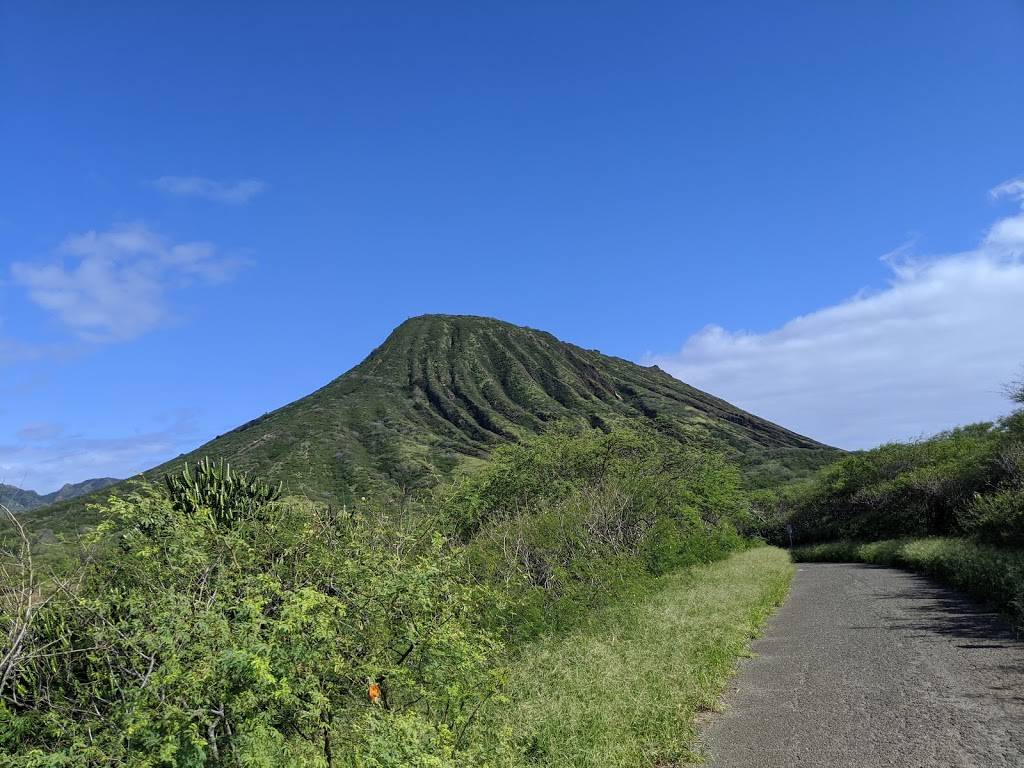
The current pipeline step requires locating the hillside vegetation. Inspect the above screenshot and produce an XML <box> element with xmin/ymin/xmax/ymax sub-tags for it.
<box><xmin>761</xmin><ymin>389</ymin><xmax>1024</xmax><ymax>546</ymax></box>
<box><xmin>23</xmin><ymin>315</ymin><xmax>837</xmax><ymax>535</ymax></box>
<box><xmin>0</xmin><ymin>426</ymin><xmax>789</xmax><ymax>766</ymax></box>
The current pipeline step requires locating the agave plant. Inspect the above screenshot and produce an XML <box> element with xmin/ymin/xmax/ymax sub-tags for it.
<box><xmin>164</xmin><ymin>456</ymin><xmax>282</xmax><ymax>527</ymax></box>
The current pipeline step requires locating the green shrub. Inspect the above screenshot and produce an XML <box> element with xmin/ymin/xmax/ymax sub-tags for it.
<box><xmin>782</xmin><ymin>409</ymin><xmax>1024</xmax><ymax>545</ymax></box>
<box><xmin>959</xmin><ymin>488</ymin><xmax>1024</xmax><ymax>546</ymax></box>
<box><xmin>0</xmin><ymin>491</ymin><xmax>503</xmax><ymax>766</ymax></box>
<box><xmin>1</xmin><ymin>429</ymin><xmax>780</xmax><ymax>765</ymax></box>
<box><xmin>437</xmin><ymin>425</ymin><xmax>752</xmax><ymax>541</ymax></box>
<box><xmin>439</xmin><ymin>426</ymin><xmax>753</xmax><ymax>639</ymax></box>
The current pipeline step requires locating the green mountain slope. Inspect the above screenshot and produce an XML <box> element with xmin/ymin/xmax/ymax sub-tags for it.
<box><xmin>23</xmin><ymin>315</ymin><xmax>838</xmax><ymax>533</ymax></box>
<box><xmin>1</xmin><ymin>478</ymin><xmax>119</xmax><ymax>514</ymax></box>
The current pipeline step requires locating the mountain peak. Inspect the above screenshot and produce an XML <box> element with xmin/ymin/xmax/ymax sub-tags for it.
<box><xmin>23</xmin><ymin>316</ymin><xmax>837</xmax><ymax>530</ymax></box>
<box><xmin>166</xmin><ymin>315</ymin><xmax>831</xmax><ymax>499</ymax></box>
<box><xmin>385</xmin><ymin>314</ymin><xmax>551</xmax><ymax>344</ymax></box>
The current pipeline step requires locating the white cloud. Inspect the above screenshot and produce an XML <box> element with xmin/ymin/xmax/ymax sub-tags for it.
<box><xmin>985</xmin><ymin>177</ymin><xmax>1024</xmax><ymax>252</ymax></box>
<box><xmin>649</xmin><ymin>178</ymin><xmax>1024</xmax><ymax>450</ymax></box>
<box><xmin>153</xmin><ymin>175</ymin><xmax>267</xmax><ymax>205</ymax></box>
<box><xmin>12</xmin><ymin>223</ymin><xmax>242</xmax><ymax>342</ymax></box>
<box><xmin>991</xmin><ymin>178</ymin><xmax>1024</xmax><ymax>201</ymax></box>
<box><xmin>0</xmin><ymin>410</ymin><xmax>199</xmax><ymax>494</ymax></box>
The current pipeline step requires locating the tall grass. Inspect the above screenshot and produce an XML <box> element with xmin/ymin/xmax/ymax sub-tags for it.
<box><xmin>792</xmin><ymin>537</ymin><xmax>1024</xmax><ymax>625</ymax></box>
<box><xmin>488</xmin><ymin>546</ymin><xmax>794</xmax><ymax>767</ymax></box>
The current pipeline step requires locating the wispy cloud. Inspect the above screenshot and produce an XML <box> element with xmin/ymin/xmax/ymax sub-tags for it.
<box><xmin>0</xmin><ymin>410</ymin><xmax>200</xmax><ymax>494</ymax></box>
<box><xmin>649</xmin><ymin>177</ymin><xmax>1024</xmax><ymax>449</ymax></box>
<box><xmin>11</xmin><ymin>223</ymin><xmax>244</xmax><ymax>342</ymax></box>
<box><xmin>16</xmin><ymin>422</ymin><xmax>63</xmax><ymax>442</ymax></box>
<box><xmin>991</xmin><ymin>177</ymin><xmax>1024</xmax><ymax>202</ymax></box>
<box><xmin>153</xmin><ymin>175</ymin><xmax>267</xmax><ymax>205</ymax></box>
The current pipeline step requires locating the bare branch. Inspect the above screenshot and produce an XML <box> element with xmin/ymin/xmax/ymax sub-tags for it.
<box><xmin>0</xmin><ymin>503</ymin><xmax>35</xmax><ymax>696</ymax></box>
<box><xmin>1004</xmin><ymin>367</ymin><xmax>1024</xmax><ymax>405</ymax></box>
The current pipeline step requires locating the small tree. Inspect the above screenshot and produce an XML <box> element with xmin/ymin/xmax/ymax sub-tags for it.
<box><xmin>1005</xmin><ymin>367</ymin><xmax>1024</xmax><ymax>406</ymax></box>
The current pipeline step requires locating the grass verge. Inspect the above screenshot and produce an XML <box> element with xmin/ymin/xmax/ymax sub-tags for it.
<box><xmin>792</xmin><ymin>537</ymin><xmax>1024</xmax><ymax>625</ymax></box>
<box><xmin>487</xmin><ymin>546</ymin><xmax>794</xmax><ymax>767</ymax></box>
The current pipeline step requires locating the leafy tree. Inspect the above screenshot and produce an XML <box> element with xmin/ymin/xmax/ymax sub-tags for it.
<box><xmin>437</xmin><ymin>425</ymin><xmax>750</xmax><ymax>540</ymax></box>
<box><xmin>436</xmin><ymin>426</ymin><xmax>752</xmax><ymax>638</ymax></box>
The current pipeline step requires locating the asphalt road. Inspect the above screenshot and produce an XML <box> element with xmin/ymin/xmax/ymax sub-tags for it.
<box><xmin>701</xmin><ymin>563</ymin><xmax>1024</xmax><ymax>767</ymax></box>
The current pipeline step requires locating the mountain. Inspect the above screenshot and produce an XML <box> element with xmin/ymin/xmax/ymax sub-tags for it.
<box><xmin>22</xmin><ymin>315</ymin><xmax>838</xmax><ymax>532</ymax></box>
<box><xmin>0</xmin><ymin>484</ymin><xmax>46</xmax><ymax>514</ymax></box>
<box><xmin>1</xmin><ymin>478</ymin><xmax>120</xmax><ymax>514</ymax></box>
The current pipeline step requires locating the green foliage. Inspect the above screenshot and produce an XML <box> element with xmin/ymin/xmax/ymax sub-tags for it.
<box><xmin>437</xmin><ymin>426</ymin><xmax>753</xmax><ymax>639</ymax></box>
<box><xmin>164</xmin><ymin>457</ymin><xmax>283</xmax><ymax>527</ymax></box>
<box><xmin>768</xmin><ymin>372</ymin><xmax>1024</xmax><ymax>549</ymax></box>
<box><xmin>1</xmin><ymin>491</ymin><xmax>503</xmax><ymax>766</ymax></box>
<box><xmin>439</xmin><ymin>425</ymin><xmax>751</xmax><ymax>540</ymax></box>
<box><xmin>792</xmin><ymin>537</ymin><xmax>1024</xmax><ymax>626</ymax></box>
<box><xmin>737</xmin><ymin>447</ymin><xmax>841</xmax><ymax>492</ymax></box>
<box><xmin>3</xmin><ymin>425</ymin><xmax>795</xmax><ymax>765</ymax></box>
<box><xmin>0</xmin><ymin>423</ymin><xmax>790</xmax><ymax>765</ymax></box>
<box><xmin>960</xmin><ymin>489</ymin><xmax>1024</xmax><ymax>546</ymax></box>
<box><xmin>778</xmin><ymin>416</ymin><xmax>1024</xmax><ymax>544</ymax></box>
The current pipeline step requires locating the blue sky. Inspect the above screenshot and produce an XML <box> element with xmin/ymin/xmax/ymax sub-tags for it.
<box><xmin>3</xmin><ymin>2</ymin><xmax>1024</xmax><ymax>492</ymax></box>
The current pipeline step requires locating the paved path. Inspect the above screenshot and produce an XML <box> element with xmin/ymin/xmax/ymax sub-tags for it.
<box><xmin>701</xmin><ymin>563</ymin><xmax>1024</xmax><ymax>767</ymax></box>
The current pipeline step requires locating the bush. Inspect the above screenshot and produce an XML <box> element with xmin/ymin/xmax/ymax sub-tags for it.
<box><xmin>0</xmin><ymin>490</ymin><xmax>504</xmax><ymax>767</ymax></box>
<box><xmin>438</xmin><ymin>426</ymin><xmax>753</xmax><ymax>639</ymax></box>
<box><xmin>437</xmin><ymin>425</ymin><xmax>751</xmax><ymax>540</ymax></box>
<box><xmin>783</xmin><ymin>414</ymin><xmax>1024</xmax><ymax>545</ymax></box>
<box><xmin>960</xmin><ymin>488</ymin><xmax>1024</xmax><ymax>546</ymax></box>
<box><xmin>2</xmin><ymin>432</ymin><xmax>770</xmax><ymax>764</ymax></box>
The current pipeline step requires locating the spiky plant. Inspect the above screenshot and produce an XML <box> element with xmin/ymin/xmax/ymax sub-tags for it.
<box><xmin>164</xmin><ymin>457</ymin><xmax>282</xmax><ymax>527</ymax></box>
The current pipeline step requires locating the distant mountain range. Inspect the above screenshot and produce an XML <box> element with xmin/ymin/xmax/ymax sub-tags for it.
<box><xmin>21</xmin><ymin>315</ymin><xmax>839</xmax><ymax>533</ymax></box>
<box><xmin>1</xmin><ymin>477</ymin><xmax>120</xmax><ymax>514</ymax></box>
